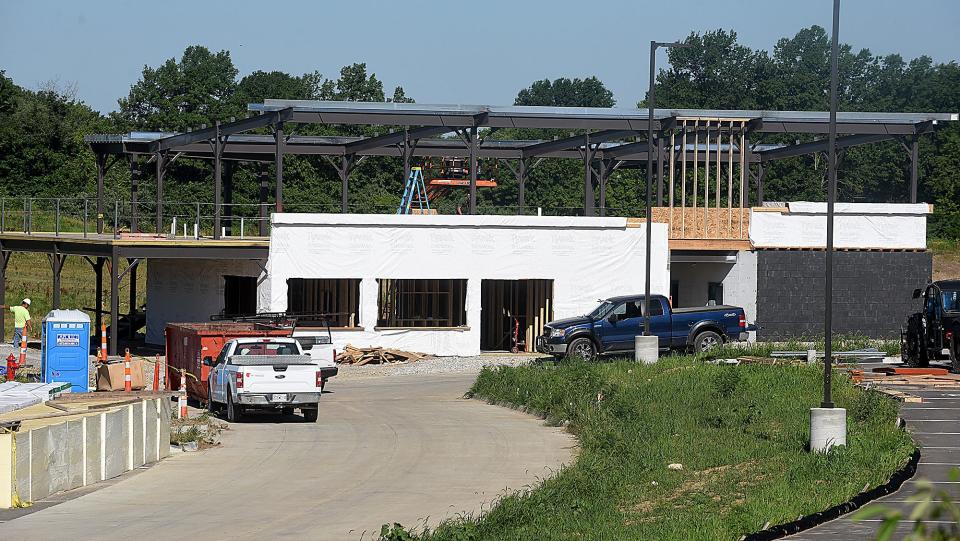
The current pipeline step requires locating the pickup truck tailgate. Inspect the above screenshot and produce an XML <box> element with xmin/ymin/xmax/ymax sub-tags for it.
<box><xmin>232</xmin><ymin>355</ymin><xmax>319</xmax><ymax>393</ymax></box>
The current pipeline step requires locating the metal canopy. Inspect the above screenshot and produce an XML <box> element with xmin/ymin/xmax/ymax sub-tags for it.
<box><xmin>251</xmin><ymin>100</ymin><xmax>957</xmax><ymax>134</ymax></box>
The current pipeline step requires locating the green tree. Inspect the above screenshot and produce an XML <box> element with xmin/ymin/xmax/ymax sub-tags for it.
<box><xmin>515</xmin><ymin>76</ymin><xmax>614</xmax><ymax>108</ymax></box>
<box><xmin>115</xmin><ymin>45</ymin><xmax>240</xmax><ymax>131</ymax></box>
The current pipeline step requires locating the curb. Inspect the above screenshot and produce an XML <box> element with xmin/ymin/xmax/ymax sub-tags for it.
<box><xmin>743</xmin><ymin>446</ymin><xmax>921</xmax><ymax>540</ymax></box>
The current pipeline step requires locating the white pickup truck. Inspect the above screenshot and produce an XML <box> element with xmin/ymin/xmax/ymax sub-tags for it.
<box><xmin>204</xmin><ymin>337</ymin><xmax>338</xmax><ymax>422</ymax></box>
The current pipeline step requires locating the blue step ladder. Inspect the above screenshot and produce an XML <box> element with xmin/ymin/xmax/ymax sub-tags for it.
<box><xmin>397</xmin><ymin>167</ymin><xmax>431</xmax><ymax>214</ymax></box>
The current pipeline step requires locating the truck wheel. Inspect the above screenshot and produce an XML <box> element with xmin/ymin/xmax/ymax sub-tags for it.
<box><xmin>694</xmin><ymin>331</ymin><xmax>723</xmax><ymax>353</ymax></box>
<box><xmin>303</xmin><ymin>407</ymin><xmax>319</xmax><ymax>422</ymax></box>
<box><xmin>904</xmin><ymin>316</ymin><xmax>928</xmax><ymax>367</ymax></box>
<box><xmin>567</xmin><ymin>338</ymin><xmax>596</xmax><ymax>362</ymax></box>
<box><xmin>226</xmin><ymin>390</ymin><xmax>243</xmax><ymax>423</ymax></box>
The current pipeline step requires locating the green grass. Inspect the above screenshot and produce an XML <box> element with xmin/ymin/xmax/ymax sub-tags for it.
<box><xmin>1</xmin><ymin>253</ymin><xmax>146</xmax><ymax>340</ymax></box>
<box><xmin>385</xmin><ymin>358</ymin><xmax>915</xmax><ymax>541</ymax></box>
<box><xmin>696</xmin><ymin>333</ymin><xmax>902</xmax><ymax>360</ymax></box>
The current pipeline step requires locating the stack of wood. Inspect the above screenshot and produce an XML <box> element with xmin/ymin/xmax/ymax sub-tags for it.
<box><xmin>850</xmin><ymin>366</ymin><xmax>960</xmax><ymax>389</ymax></box>
<box><xmin>336</xmin><ymin>345</ymin><xmax>426</xmax><ymax>365</ymax></box>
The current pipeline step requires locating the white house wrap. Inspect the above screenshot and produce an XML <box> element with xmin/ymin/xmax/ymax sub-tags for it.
<box><xmin>265</xmin><ymin>214</ymin><xmax>670</xmax><ymax>356</ymax></box>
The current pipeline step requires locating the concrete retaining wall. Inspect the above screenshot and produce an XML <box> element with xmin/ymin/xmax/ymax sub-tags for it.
<box><xmin>0</xmin><ymin>397</ymin><xmax>171</xmax><ymax>508</ymax></box>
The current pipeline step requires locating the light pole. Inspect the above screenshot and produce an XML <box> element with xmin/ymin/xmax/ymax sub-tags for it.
<box><xmin>810</xmin><ymin>0</ymin><xmax>847</xmax><ymax>453</ymax></box>
<box><xmin>644</xmin><ymin>40</ymin><xmax>690</xmax><ymax>336</ymax></box>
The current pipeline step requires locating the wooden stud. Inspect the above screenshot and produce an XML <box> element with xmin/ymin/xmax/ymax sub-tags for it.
<box><xmin>692</xmin><ymin>120</ymin><xmax>699</xmax><ymax>236</ymax></box>
<box><xmin>680</xmin><ymin>120</ymin><xmax>687</xmax><ymax>239</ymax></box>
<box><xmin>727</xmin><ymin>122</ymin><xmax>734</xmax><ymax>234</ymax></box>
<box><xmin>704</xmin><ymin>121</ymin><xmax>710</xmax><ymax>239</ymax></box>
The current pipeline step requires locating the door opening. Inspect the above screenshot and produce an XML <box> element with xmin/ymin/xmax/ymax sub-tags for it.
<box><xmin>480</xmin><ymin>279</ymin><xmax>554</xmax><ymax>353</ymax></box>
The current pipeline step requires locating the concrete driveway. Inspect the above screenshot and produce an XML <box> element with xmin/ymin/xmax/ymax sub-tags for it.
<box><xmin>0</xmin><ymin>373</ymin><xmax>575</xmax><ymax>540</ymax></box>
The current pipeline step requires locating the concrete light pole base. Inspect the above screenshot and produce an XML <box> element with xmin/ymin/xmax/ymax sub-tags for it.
<box><xmin>635</xmin><ymin>335</ymin><xmax>659</xmax><ymax>364</ymax></box>
<box><xmin>810</xmin><ymin>407</ymin><xmax>847</xmax><ymax>452</ymax></box>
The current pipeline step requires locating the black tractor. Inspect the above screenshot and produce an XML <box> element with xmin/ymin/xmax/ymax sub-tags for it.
<box><xmin>901</xmin><ymin>280</ymin><xmax>960</xmax><ymax>372</ymax></box>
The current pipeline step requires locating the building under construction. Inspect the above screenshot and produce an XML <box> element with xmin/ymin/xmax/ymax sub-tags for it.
<box><xmin>0</xmin><ymin>101</ymin><xmax>950</xmax><ymax>355</ymax></box>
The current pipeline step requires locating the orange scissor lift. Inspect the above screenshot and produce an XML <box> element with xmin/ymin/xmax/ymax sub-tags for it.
<box><xmin>397</xmin><ymin>158</ymin><xmax>498</xmax><ymax>214</ymax></box>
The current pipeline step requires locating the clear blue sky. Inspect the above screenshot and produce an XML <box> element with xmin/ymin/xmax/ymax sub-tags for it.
<box><xmin>1</xmin><ymin>0</ymin><xmax>957</xmax><ymax>114</ymax></box>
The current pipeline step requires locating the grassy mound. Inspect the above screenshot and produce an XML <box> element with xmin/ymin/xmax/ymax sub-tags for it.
<box><xmin>388</xmin><ymin>357</ymin><xmax>914</xmax><ymax>540</ymax></box>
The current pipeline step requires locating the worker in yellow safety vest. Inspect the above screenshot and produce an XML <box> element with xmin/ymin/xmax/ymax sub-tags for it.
<box><xmin>0</xmin><ymin>298</ymin><xmax>31</xmax><ymax>348</ymax></box>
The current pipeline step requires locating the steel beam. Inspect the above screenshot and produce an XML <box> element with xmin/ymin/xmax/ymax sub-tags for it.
<box><xmin>149</xmin><ymin>108</ymin><xmax>293</xmax><ymax>152</ymax></box>
<box><xmin>49</xmin><ymin>249</ymin><xmax>66</xmax><ymax>309</ymax></box>
<box><xmin>345</xmin><ymin>125</ymin><xmax>452</xmax><ymax>154</ymax></box>
<box><xmin>757</xmin><ymin>133</ymin><xmax>893</xmax><ymax>161</ymax></box>
<box><xmin>518</xmin><ymin>159</ymin><xmax>526</xmax><ymax>214</ymax></box>
<box><xmin>520</xmin><ymin>129</ymin><xmax>635</xmax><ymax>159</ymax></box>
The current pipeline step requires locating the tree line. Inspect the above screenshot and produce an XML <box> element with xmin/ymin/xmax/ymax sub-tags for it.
<box><xmin>0</xmin><ymin>26</ymin><xmax>958</xmax><ymax>234</ymax></box>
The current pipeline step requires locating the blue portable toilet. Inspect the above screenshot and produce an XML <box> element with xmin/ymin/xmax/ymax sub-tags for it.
<box><xmin>41</xmin><ymin>309</ymin><xmax>91</xmax><ymax>392</ymax></box>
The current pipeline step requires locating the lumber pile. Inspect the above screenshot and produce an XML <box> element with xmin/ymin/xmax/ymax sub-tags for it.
<box><xmin>336</xmin><ymin>345</ymin><xmax>426</xmax><ymax>365</ymax></box>
<box><xmin>850</xmin><ymin>368</ymin><xmax>960</xmax><ymax>389</ymax></box>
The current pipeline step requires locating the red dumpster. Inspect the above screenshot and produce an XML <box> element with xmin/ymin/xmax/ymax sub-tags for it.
<box><xmin>164</xmin><ymin>323</ymin><xmax>292</xmax><ymax>401</ymax></box>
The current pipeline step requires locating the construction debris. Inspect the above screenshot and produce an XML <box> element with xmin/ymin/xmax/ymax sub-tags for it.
<box><xmin>336</xmin><ymin>345</ymin><xmax>427</xmax><ymax>366</ymax></box>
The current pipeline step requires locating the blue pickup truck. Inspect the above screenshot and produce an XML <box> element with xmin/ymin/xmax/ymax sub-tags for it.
<box><xmin>536</xmin><ymin>294</ymin><xmax>756</xmax><ymax>360</ymax></box>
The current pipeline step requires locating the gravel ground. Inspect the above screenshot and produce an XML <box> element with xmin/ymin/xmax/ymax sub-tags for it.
<box><xmin>335</xmin><ymin>353</ymin><xmax>550</xmax><ymax>381</ymax></box>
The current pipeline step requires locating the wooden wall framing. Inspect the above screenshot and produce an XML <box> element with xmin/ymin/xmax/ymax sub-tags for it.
<box><xmin>286</xmin><ymin>278</ymin><xmax>360</xmax><ymax>327</ymax></box>
<box><xmin>480</xmin><ymin>279</ymin><xmax>554</xmax><ymax>352</ymax></box>
<box><xmin>376</xmin><ymin>279</ymin><xmax>467</xmax><ymax>328</ymax></box>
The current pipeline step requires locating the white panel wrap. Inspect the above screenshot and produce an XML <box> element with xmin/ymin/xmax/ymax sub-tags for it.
<box><xmin>749</xmin><ymin>202</ymin><xmax>928</xmax><ymax>249</ymax></box>
<box><xmin>267</xmin><ymin>214</ymin><xmax>670</xmax><ymax>356</ymax></box>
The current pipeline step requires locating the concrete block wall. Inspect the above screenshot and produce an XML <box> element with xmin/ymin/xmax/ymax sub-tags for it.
<box><xmin>756</xmin><ymin>250</ymin><xmax>932</xmax><ymax>339</ymax></box>
<box><xmin>0</xmin><ymin>397</ymin><xmax>171</xmax><ymax>508</ymax></box>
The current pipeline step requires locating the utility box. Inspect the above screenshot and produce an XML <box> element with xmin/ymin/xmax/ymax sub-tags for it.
<box><xmin>41</xmin><ymin>310</ymin><xmax>91</xmax><ymax>392</ymax></box>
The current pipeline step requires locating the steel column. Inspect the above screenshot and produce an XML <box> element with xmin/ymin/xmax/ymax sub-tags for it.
<box><xmin>214</xmin><ymin>121</ymin><xmax>223</xmax><ymax>240</ymax></box>
<box><xmin>0</xmin><ymin>251</ymin><xmax>9</xmax><ymax>342</ymax></box>
<box><xmin>49</xmin><ymin>249</ymin><xmax>66</xmax><ymax>310</ymax></box>
<box><xmin>517</xmin><ymin>159</ymin><xmax>526</xmax><ymax>214</ymax></box>
<box><xmin>94</xmin><ymin>257</ymin><xmax>104</xmax><ymax>349</ymax></box>
<box><xmin>155</xmin><ymin>152</ymin><xmax>165</xmax><ymax>235</ymax></box>
<box><xmin>258</xmin><ymin>166</ymin><xmax>269</xmax><ymax>236</ymax></box>
<box><xmin>910</xmin><ymin>138</ymin><xmax>919</xmax><ymax>203</ymax></box>
<box><xmin>96</xmin><ymin>154</ymin><xmax>106</xmax><ymax>235</ymax></box>
<box><xmin>598</xmin><ymin>159</ymin><xmax>608</xmax><ymax>217</ymax></box>
<box><xmin>129</xmin><ymin>156</ymin><xmax>138</xmax><ymax>233</ymax></box>
<box><xmin>274</xmin><ymin>123</ymin><xmax>284</xmax><ymax>212</ymax></box>
<box><xmin>402</xmin><ymin>129</ymin><xmax>412</xmax><ymax>182</ymax></box>
<box><xmin>339</xmin><ymin>155</ymin><xmax>354</xmax><ymax>213</ymax></box>
<box><xmin>110</xmin><ymin>250</ymin><xmax>119</xmax><ymax>356</ymax></box>
<box><xmin>756</xmin><ymin>162</ymin><xmax>765</xmax><ymax>205</ymax></box>
<box><xmin>469</xmin><ymin>126</ymin><xmax>478</xmax><ymax>214</ymax></box>
<box><xmin>656</xmin><ymin>135</ymin><xmax>664</xmax><ymax>206</ymax></box>
<box><xmin>224</xmin><ymin>160</ymin><xmax>234</xmax><ymax>236</ymax></box>
<box><xmin>584</xmin><ymin>134</ymin><xmax>594</xmax><ymax>217</ymax></box>
<box><xmin>128</xmin><ymin>259</ymin><xmax>137</xmax><ymax>339</ymax></box>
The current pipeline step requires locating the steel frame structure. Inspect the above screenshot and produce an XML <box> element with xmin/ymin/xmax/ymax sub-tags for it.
<box><xmin>7</xmin><ymin>101</ymin><xmax>945</xmax><ymax>356</ymax></box>
<box><xmin>86</xmin><ymin>101</ymin><xmax>954</xmax><ymax>220</ymax></box>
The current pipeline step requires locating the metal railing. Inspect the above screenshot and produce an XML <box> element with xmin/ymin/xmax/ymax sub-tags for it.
<box><xmin>0</xmin><ymin>197</ymin><xmax>653</xmax><ymax>240</ymax></box>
